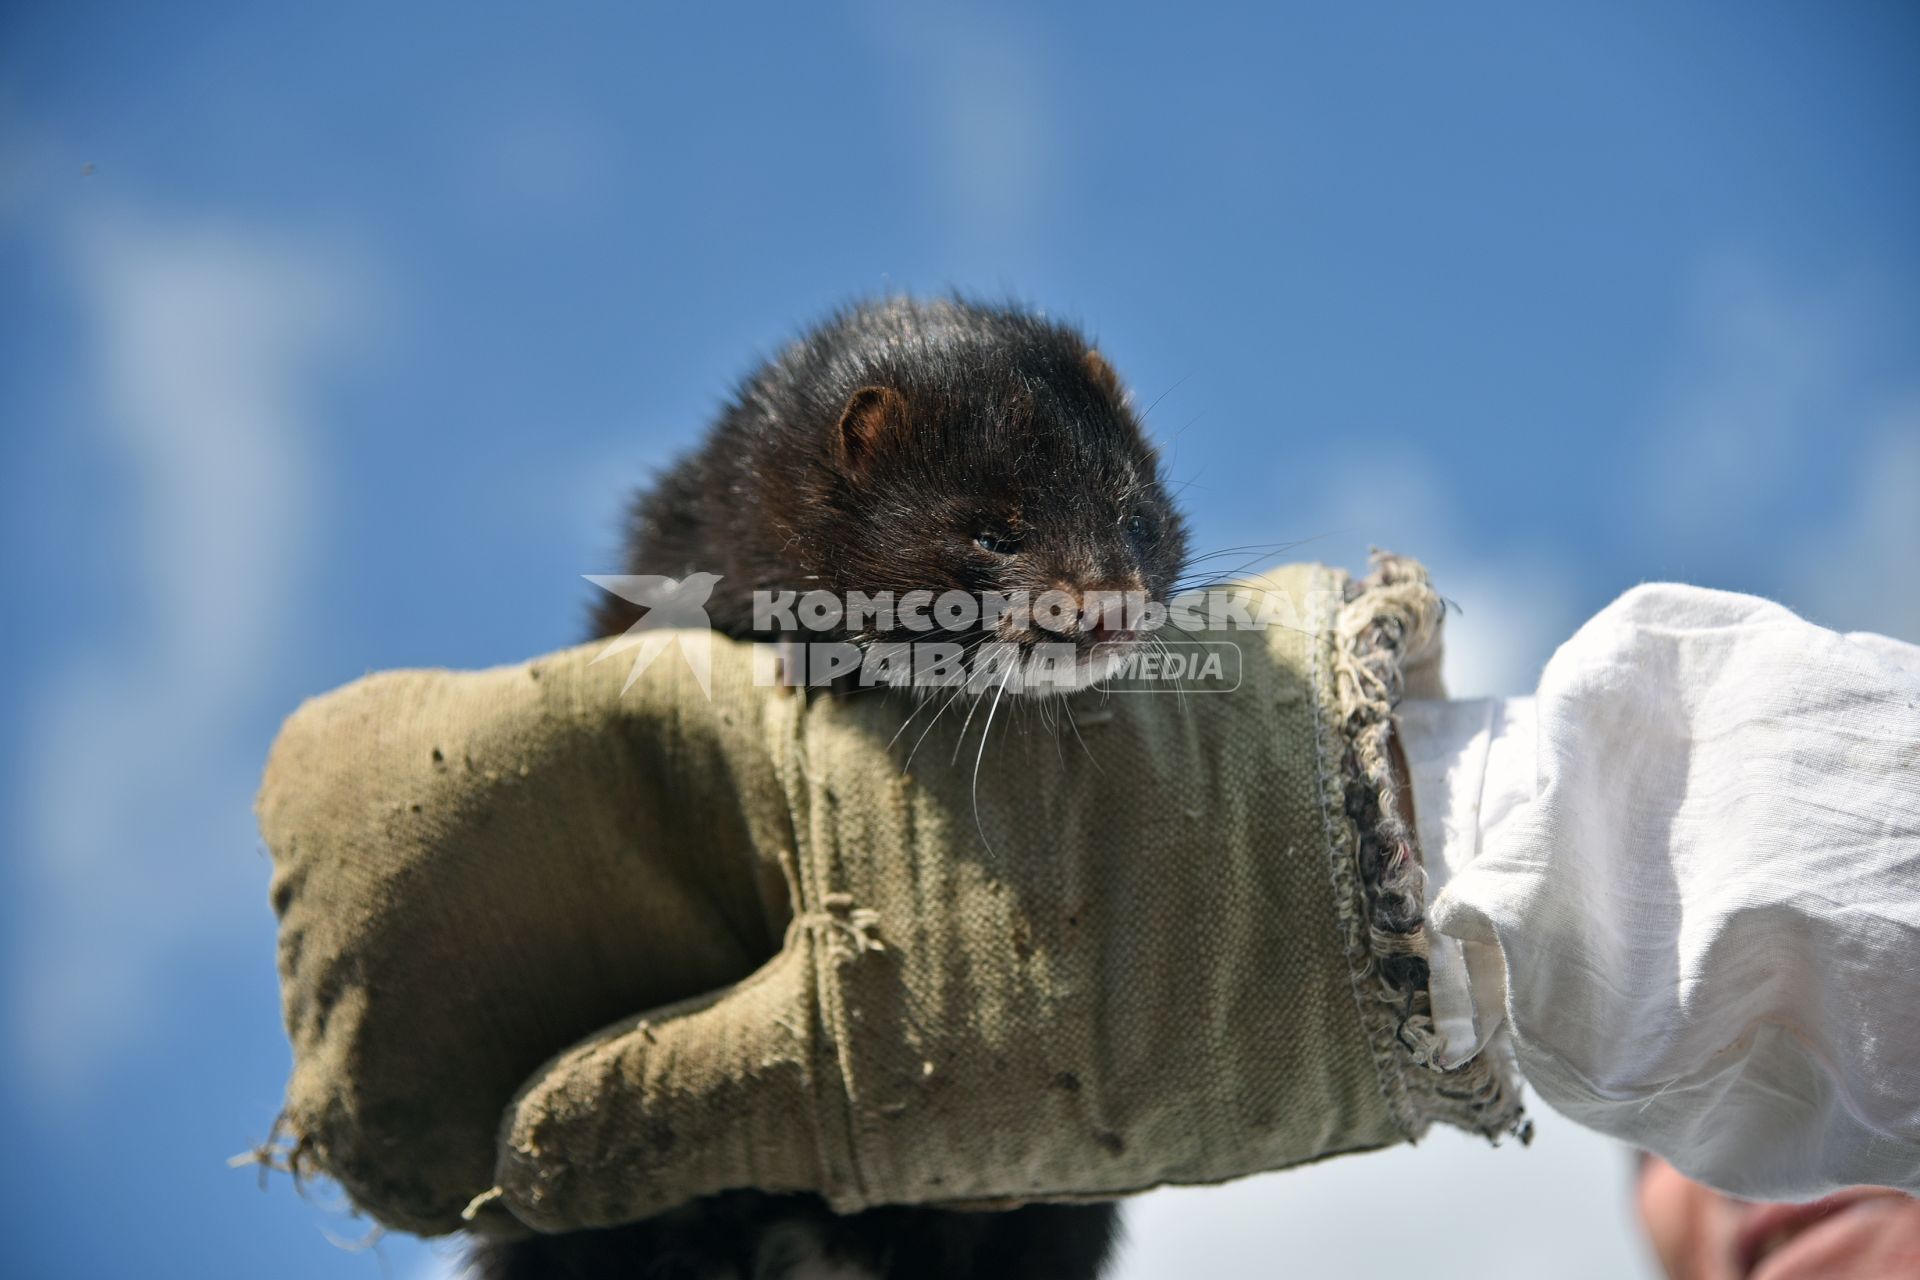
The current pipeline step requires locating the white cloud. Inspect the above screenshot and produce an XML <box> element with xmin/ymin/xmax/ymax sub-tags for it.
<box><xmin>1115</xmin><ymin>1103</ymin><xmax>1654</xmax><ymax>1280</ymax></box>
<box><xmin>1305</xmin><ymin>460</ymin><xmax>1582</xmax><ymax>698</ymax></box>
<box><xmin>1429</xmin><ymin>558</ymin><xmax>1578</xmax><ymax>700</ymax></box>
<box><xmin>1636</xmin><ymin>258</ymin><xmax>1850</xmax><ymax>539</ymax></box>
<box><xmin>13</xmin><ymin>211</ymin><xmax>373</xmax><ymax>1095</ymax></box>
<box><xmin>864</xmin><ymin>5</ymin><xmax>1056</xmax><ymax>255</ymax></box>
<box><xmin>1779</xmin><ymin>406</ymin><xmax>1920</xmax><ymax>644</ymax></box>
<box><xmin>1632</xmin><ymin>257</ymin><xmax>1920</xmax><ymax>644</ymax></box>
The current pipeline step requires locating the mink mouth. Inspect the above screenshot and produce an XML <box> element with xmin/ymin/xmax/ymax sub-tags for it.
<box><xmin>993</xmin><ymin>632</ymin><xmax>1151</xmax><ymax>699</ymax></box>
<box><xmin>824</xmin><ymin>627</ymin><xmax>1154</xmax><ymax>699</ymax></box>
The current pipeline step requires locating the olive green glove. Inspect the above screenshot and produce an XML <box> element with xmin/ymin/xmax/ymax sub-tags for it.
<box><xmin>257</xmin><ymin>557</ymin><xmax>1523</xmax><ymax>1239</ymax></box>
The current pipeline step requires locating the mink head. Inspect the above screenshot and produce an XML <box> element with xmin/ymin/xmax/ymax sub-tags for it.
<box><xmin>751</xmin><ymin>297</ymin><xmax>1191</xmax><ymax>668</ymax></box>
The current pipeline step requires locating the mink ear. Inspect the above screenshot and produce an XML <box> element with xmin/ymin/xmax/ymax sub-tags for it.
<box><xmin>836</xmin><ymin>385</ymin><xmax>907</xmax><ymax>469</ymax></box>
<box><xmin>1083</xmin><ymin>349</ymin><xmax>1124</xmax><ymax>403</ymax></box>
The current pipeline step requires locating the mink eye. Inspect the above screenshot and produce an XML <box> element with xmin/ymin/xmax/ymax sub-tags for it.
<box><xmin>1124</xmin><ymin>513</ymin><xmax>1154</xmax><ymax>542</ymax></box>
<box><xmin>975</xmin><ymin>531</ymin><xmax>1022</xmax><ymax>556</ymax></box>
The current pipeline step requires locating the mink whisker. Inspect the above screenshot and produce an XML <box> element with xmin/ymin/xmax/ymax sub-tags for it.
<box><xmin>970</xmin><ymin>661</ymin><xmax>1017</xmax><ymax>859</ymax></box>
<box><xmin>903</xmin><ymin>681</ymin><xmax>971</xmax><ymax>775</ymax></box>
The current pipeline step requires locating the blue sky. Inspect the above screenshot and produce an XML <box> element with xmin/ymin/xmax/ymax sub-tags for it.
<box><xmin>2</xmin><ymin>3</ymin><xmax>1916</xmax><ymax>1278</ymax></box>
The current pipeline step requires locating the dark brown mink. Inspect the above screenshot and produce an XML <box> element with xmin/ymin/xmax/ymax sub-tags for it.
<box><xmin>590</xmin><ymin>295</ymin><xmax>1190</xmax><ymax>692</ymax></box>
<box><xmin>476</xmin><ymin>297</ymin><xmax>1187</xmax><ymax>1280</ymax></box>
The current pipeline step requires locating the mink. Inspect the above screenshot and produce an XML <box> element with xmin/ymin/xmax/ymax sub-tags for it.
<box><xmin>590</xmin><ymin>295</ymin><xmax>1190</xmax><ymax>696</ymax></box>
<box><xmin>476</xmin><ymin>296</ymin><xmax>1190</xmax><ymax>1280</ymax></box>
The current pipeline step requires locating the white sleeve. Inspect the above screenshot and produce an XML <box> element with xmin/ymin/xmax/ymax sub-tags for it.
<box><xmin>1397</xmin><ymin>584</ymin><xmax>1920</xmax><ymax>1200</ymax></box>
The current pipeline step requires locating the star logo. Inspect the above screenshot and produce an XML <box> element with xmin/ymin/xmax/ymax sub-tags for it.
<box><xmin>583</xmin><ymin>572</ymin><xmax>723</xmax><ymax>697</ymax></box>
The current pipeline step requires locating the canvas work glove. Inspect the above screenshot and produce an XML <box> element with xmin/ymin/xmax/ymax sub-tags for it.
<box><xmin>257</xmin><ymin>557</ymin><xmax>1524</xmax><ymax>1239</ymax></box>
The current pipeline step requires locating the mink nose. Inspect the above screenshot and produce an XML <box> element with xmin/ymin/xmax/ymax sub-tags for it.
<box><xmin>1065</xmin><ymin>575</ymin><xmax>1146</xmax><ymax>648</ymax></box>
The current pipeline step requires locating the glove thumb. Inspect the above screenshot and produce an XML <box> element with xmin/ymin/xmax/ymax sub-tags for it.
<box><xmin>484</xmin><ymin>940</ymin><xmax>848</xmax><ymax>1232</ymax></box>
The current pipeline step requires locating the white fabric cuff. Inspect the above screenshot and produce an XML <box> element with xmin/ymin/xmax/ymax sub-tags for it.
<box><xmin>1394</xmin><ymin>696</ymin><xmax>1532</xmax><ymax>1069</ymax></box>
<box><xmin>1401</xmin><ymin>586</ymin><xmax>1920</xmax><ymax>1199</ymax></box>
